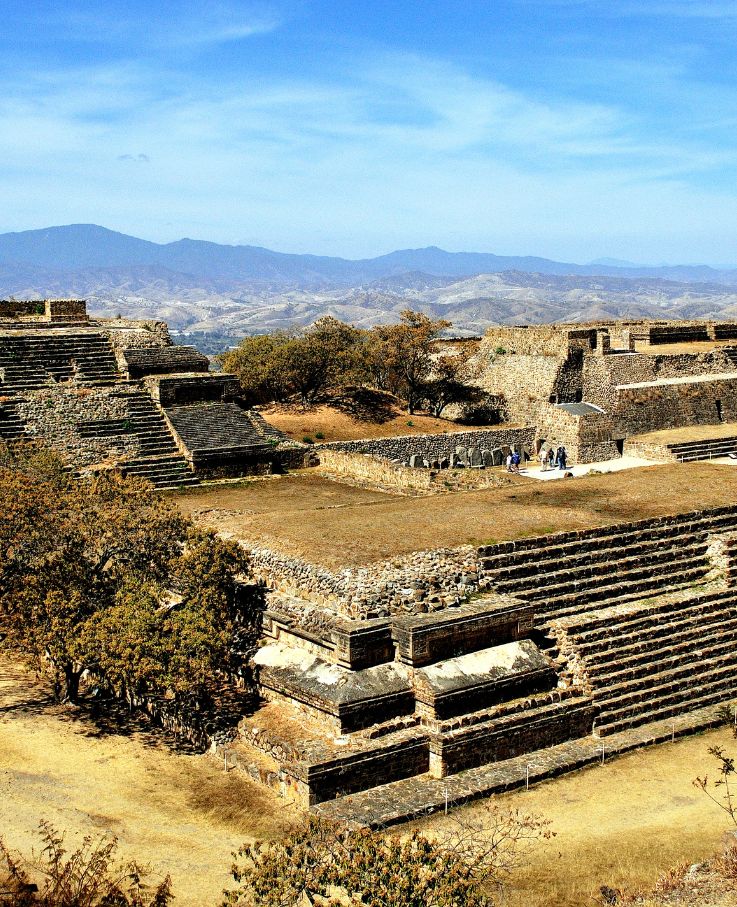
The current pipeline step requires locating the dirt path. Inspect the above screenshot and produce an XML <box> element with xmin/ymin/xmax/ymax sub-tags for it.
<box><xmin>0</xmin><ymin>657</ymin><xmax>300</xmax><ymax>906</ymax></box>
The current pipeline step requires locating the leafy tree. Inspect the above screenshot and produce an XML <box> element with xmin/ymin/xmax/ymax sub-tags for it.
<box><xmin>0</xmin><ymin>443</ymin><xmax>250</xmax><ymax>707</ymax></box>
<box><xmin>225</xmin><ymin>808</ymin><xmax>551</xmax><ymax>907</ymax></box>
<box><xmin>0</xmin><ymin>820</ymin><xmax>173</xmax><ymax>906</ymax></box>
<box><xmin>221</xmin><ymin>319</ymin><xmax>370</xmax><ymax>407</ymax></box>
<box><xmin>370</xmin><ymin>311</ymin><xmax>451</xmax><ymax>414</ymax></box>
<box><xmin>283</xmin><ymin>317</ymin><xmax>367</xmax><ymax>405</ymax></box>
<box><xmin>219</xmin><ymin>332</ymin><xmax>295</xmax><ymax>405</ymax></box>
<box><xmin>423</xmin><ymin>349</ymin><xmax>481</xmax><ymax>418</ymax></box>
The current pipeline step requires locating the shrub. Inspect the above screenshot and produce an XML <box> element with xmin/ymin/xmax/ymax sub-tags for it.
<box><xmin>0</xmin><ymin>821</ymin><xmax>173</xmax><ymax>906</ymax></box>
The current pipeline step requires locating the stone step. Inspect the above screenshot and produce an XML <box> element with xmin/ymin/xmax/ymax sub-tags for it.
<box><xmin>574</xmin><ymin>599</ymin><xmax>737</xmax><ymax>659</ymax></box>
<box><xmin>569</xmin><ymin>590</ymin><xmax>736</xmax><ymax>642</ymax></box>
<box><xmin>489</xmin><ymin>541</ymin><xmax>707</xmax><ymax>594</ymax></box>
<box><xmin>536</xmin><ymin>558</ymin><xmax>711</xmax><ymax>616</ymax></box>
<box><xmin>592</xmin><ymin>645</ymin><xmax>737</xmax><ymax>715</ymax></box>
<box><xmin>585</xmin><ymin>618</ymin><xmax>737</xmax><ymax>682</ymax></box>
<box><xmin>670</xmin><ymin>436</ymin><xmax>737</xmax><ymax>453</ymax></box>
<box><xmin>432</xmin><ymin>697</ymin><xmax>595</xmax><ymax>776</ymax></box>
<box><xmin>312</xmin><ymin>704</ymin><xmax>725</xmax><ymax>827</ymax></box>
<box><xmin>594</xmin><ymin>678</ymin><xmax>737</xmax><ymax>737</ymax></box>
<box><xmin>483</xmin><ymin>534</ymin><xmax>707</xmax><ymax>585</ymax></box>
<box><xmin>478</xmin><ymin>508</ymin><xmax>737</xmax><ymax>568</ymax></box>
<box><xmin>541</xmin><ymin>573</ymin><xmax>711</xmax><ymax>625</ymax></box>
<box><xmin>677</xmin><ymin>448</ymin><xmax>737</xmax><ymax>462</ymax></box>
<box><xmin>559</xmin><ymin>586</ymin><xmax>737</xmax><ymax>636</ymax></box>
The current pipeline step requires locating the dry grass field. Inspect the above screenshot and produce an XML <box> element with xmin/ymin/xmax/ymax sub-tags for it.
<box><xmin>0</xmin><ymin>657</ymin><xmax>299</xmax><ymax>907</ymax></box>
<box><xmin>419</xmin><ymin>726</ymin><xmax>737</xmax><ymax>907</ymax></box>
<box><xmin>3</xmin><ymin>650</ymin><xmax>736</xmax><ymax>906</ymax></box>
<box><xmin>175</xmin><ymin>462</ymin><xmax>737</xmax><ymax>567</ymax></box>
<box><xmin>632</xmin><ymin>422</ymin><xmax>737</xmax><ymax>445</ymax></box>
<box><xmin>259</xmin><ymin>397</ymin><xmax>511</xmax><ymax>442</ymax></box>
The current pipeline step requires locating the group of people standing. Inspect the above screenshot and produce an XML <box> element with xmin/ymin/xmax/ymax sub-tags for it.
<box><xmin>539</xmin><ymin>444</ymin><xmax>568</xmax><ymax>471</ymax></box>
<box><xmin>505</xmin><ymin>448</ymin><xmax>522</xmax><ymax>473</ymax></box>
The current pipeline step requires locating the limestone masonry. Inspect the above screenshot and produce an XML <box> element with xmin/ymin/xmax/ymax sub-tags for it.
<box><xmin>0</xmin><ymin>299</ymin><xmax>302</xmax><ymax>487</ymax></box>
<box><xmin>5</xmin><ymin>303</ymin><xmax>737</xmax><ymax>824</ymax></box>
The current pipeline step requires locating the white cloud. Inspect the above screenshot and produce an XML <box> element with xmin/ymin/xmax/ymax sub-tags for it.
<box><xmin>1</xmin><ymin>44</ymin><xmax>737</xmax><ymax>263</ymax></box>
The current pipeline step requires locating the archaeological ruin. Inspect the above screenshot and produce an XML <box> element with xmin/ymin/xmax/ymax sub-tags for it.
<box><xmin>5</xmin><ymin>301</ymin><xmax>737</xmax><ymax>826</ymax></box>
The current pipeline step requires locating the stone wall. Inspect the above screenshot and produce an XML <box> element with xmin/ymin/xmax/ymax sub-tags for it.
<box><xmin>481</xmin><ymin>325</ymin><xmax>597</xmax><ymax>357</ymax></box>
<box><xmin>533</xmin><ymin>403</ymin><xmax>618</xmax><ymax>463</ymax></box>
<box><xmin>0</xmin><ymin>300</ymin><xmax>44</xmax><ymax>318</ymax></box>
<box><xmin>16</xmin><ymin>386</ymin><xmax>137</xmax><ymax>467</ymax></box>
<box><xmin>583</xmin><ymin>350</ymin><xmax>734</xmax><ymax>411</ymax></box>
<box><xmin>248</xmin><ymin>544</ymin><xmax>480</xmax><ymax>620</ymax></box>
<box><xmin>100</xmin><ymin>321</ymin><xmax>172</xmax><ymax>357</ymax></box>
<box><xmin>46</xmin><ymin>299</ymin><xmax>87</xmax><ymax>320</ymax></box>
<box><xmin>147</xmin><ymin>373</ymin><xmax>240</xmax><ymax>406</ymax></box>
<box><xmin>615</xmin><ymin>375</ymin><xmax>737</xmax><ymax>436</ymax></box>
<box><xmin>316</xmin><ymin>449</ymin><xmax>513</xmax><ymax>495</ymax></box>
<box><xmin>316</xmin><ymin>426</ymin><xmax>535</xmax><ymax>461</ymax></box>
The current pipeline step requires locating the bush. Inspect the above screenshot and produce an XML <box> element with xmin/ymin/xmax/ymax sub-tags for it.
<box><xmin>0</xmin><ymin>821</ymin><xmax>173</xmax><ymax>906</ymax></box>
<box><xmin>225</xmin><ymin>807</ymin><xmax>551</xmax><ymax>907</ymax></box>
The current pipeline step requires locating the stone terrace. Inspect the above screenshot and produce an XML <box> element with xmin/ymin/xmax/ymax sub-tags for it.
<box><xmin>177</xmin><ymin>463</ymin><xmax>737</xmax><ymax>568</ymax></box>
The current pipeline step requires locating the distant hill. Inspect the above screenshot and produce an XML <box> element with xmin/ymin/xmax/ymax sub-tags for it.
<box><xmin>2</xmin><ymin>224</ymin><xmax>737</xmax><ymax>287</ymax></box>
<box><xmin>5</xmin><ymin>224</ymin><xmax>737</xmax><ymax>353</ymax></box>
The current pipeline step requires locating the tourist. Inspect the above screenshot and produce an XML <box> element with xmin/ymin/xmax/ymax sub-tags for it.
<box><xmin>539</xmin><ymin>447</ymin><xmax>548</xmax><ymax>471</ymax></box>
<box><xmin>547</xmin><ymin>447</ymin><xmax>556</xmax><ymax>470</ymax></box>
<box><xmin>505</xmin><ymin>451</ymin><xmax>513</xmax><ymax>472</ymax></box>
<box><xmin>511</xmin><ymin>449</ymin><xmax>521</xmax><ymax>473</ymax></box>
<box><xmin>558</xmin><ymin>445</ymin><xmax>568</xmax><ymax>470</ymax></box>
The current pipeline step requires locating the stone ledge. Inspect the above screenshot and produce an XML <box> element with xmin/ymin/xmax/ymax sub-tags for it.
<box><xmin>313</xmin><ymin>703</ymin><xmax>729</xmax><ymax>827</ymax></box>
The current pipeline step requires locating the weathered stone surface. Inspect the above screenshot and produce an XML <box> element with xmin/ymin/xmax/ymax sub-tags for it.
<box><xmin>253</xmin><ymin>644</ymin><xmax>414</xmax><ymax>732</ymax></box>
<box><xmin>414</xmin><ymin>639</ymin><xmax>556</xmax><ymax>719</ymax></box>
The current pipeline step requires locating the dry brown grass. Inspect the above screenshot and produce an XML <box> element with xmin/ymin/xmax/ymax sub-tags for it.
<box><xmin>5</xmin><ymin>654</ymin><xmax>737</xmax><ymax>906</ymax></box>
<box><xmin>0</xmin><ymin>656</ymin><xmax>300</xmax><ymax>907</ymax></box>
<box><xmin>260</xmin><ymin>396</ymin><xmax>510</xmax><ymax>442</ymax></box>
<box><xmin>632</xmin><ymin>422</ymin><xmax>737</xmax><ymax>445</ymax></box>
<box><xmin>634</xmin><ymin>339</ymin><xmax>737</xmax><ymax>355</ymax></box>
<box><xmin>175</xmin><ymin>462</ymin><xmax>737</xmax><ymax>567</ymax></box>
<box><xmin>417</xmin><ymin>727</ymin><xmax>737</xmax><ymax>907</ymax></box>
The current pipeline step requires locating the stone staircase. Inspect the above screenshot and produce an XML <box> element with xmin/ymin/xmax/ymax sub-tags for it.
<box><xmin>164</xmin><ymin>402</ymin><xmax>271</xmax><ymax>463</ymax></box>
<box><xmin>668</xmin><ymin>437</ymin><xmax>737</xmax><ymax>461</ymax></box>
<box><xmin>116</xmin><ymin>392</ymin><xmax>199</xmax><ymax>490</ymax></box>
<box><xmin>477</xmin><ymin>509</ymin><xmax>737</xmax><ymax>625</ymax></box>
<box><xmin>0</xmin><ymin>399</ymin><xmax>26</xmax><ymax>440</ymax></box>
<box><xmin>248</xmin><ymin>409</ymin><xmax>289</xmax><ymax>442</ymax></box>
<box><xmin>0</xmin><ymin>331</ymin><xmax>121</xmax><ymax>393</ymax></box>
<box><xmin>559</xmin><ymin>588</ymin><xmax>737</xmax><ymax>736</ymax></box>
<box><xmin>722</xmin><ymin>346</ymin><xmax>737</xmax><ymax>367</ymax></box>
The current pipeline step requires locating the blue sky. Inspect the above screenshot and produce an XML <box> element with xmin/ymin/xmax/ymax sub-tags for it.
<box><xmin>3</xmin><ymin>0</ymin><xmax>737</xmax><ymax>263</ymax></box>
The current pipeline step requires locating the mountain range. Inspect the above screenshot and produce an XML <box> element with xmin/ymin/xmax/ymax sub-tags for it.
<box><xmin>2</xmin><ymin>224</ymin><xmax>737</xmax><ymax>286</ymax></box>
<box><xmin>3</xmin><ymin>224</ymin><xmax>737</xmax><ymax>350</ymax></box>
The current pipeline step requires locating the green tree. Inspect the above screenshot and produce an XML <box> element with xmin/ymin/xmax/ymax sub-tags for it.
<box><xmin>0</xmin><ymin>443</ymin><xmax>250</xmax><ymax>707</ymax></box>
<box><xmin>283</xmin><ymin>317</ymin><xmax>367</xmax><ymax>405</ymax></box>
<box><xmin>219</xmin><ymin>331</ymin><xmax>295</xmax><ymax>405</ymax></box>
<box><xmin>371</xmin><ymin>311</ymin><xmax>451</xmax><ymax>414</ymax></box>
